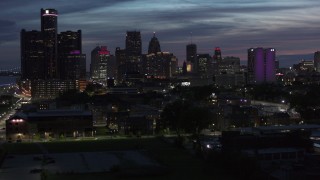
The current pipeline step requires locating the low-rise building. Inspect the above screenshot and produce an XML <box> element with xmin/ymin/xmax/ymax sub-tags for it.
<box><xmin>6</xmin><ymin>109</ymin><xmax>93</xmax><ymax>141</ymax></box>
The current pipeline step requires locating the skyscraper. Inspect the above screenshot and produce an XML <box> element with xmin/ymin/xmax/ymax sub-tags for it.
<box><xmin>58</xmin><ymin>30</ymin><xmax>85</xmax><ymax>80</ymax></box>
<box><xmin>213</xmin><ymin>47</ymin><xmax>222</xmax><ymax>61</ymax></box>
<box><xmin>21</xmin><ymin>8</ymin><xmax>86</xmax><ymax>99</ymax></box>
<box><xmin>115</xmin><ymin>47</ymin><xmax>127</xmax><ymax>83</ymax></box>
<box><xmin>265</xmin><ymin>48</ymin><xmax>276</xmax><ymax>82</ymax></box>
<box><xmin>247</xmin><ymin>47</ymin><xmax>276</xmax><ymax>84</ymax></box>
<box><xmin>186</xmin><ymin>43</ymin><xmax>197</xmax><ymax>63</ymax></box>
<box><xmin>90</xmin><ymin>46</ymin><xmax>110</xmax><ymax>83</ymax></box>
<box><xmin>126</xmin><ymin>31</ymin><xmax>141</xmax><ymax>56</ymax></box>
<box><xmin>186</xmin><ymin>43</ymin><xmax>197</xmax><ymax>73</ymax></box>
<box><xmin>247</xmin><ymin>48</ymin><xmax>255</xmax><ymax>84</ymax></box>
<box><xmin>196</xmin><ymin>54</ymin><xmax>213</xmax><ymax>78</ymax></box>
<box><xmin>142</xmin><ymin>52</ymin><xmax>176</xmax><ymax>79</ymax></box>
<box><xmin>314</xmin><ymin>51</ymin><xmax>320</xmax><ymax>72</ymax></box>
<box><xmin>126</xmin><ymin>31</ymin><xmax>142</xmax><ymax>73</ymax></box>
<box><xmin>213</xmin><ymin>47</ymin><xmax>222</xmax><ymax>76</ymax></box>
<box><xmin>148</xmin><ymin>32</ymin><xmax>161</xmax><ymax>54</ymax></box>
<box><xmin>21</xmin><ymin>30</ymin><xmax>45</xmax><ymax>80</ymax></box>
<box><xmin>41</xmin><ymin>8</ymin><xmax>58</xmax><ymax>79</ymax></box>
<box><xmin>58</xmin><ymin>30</ymin><xmax>82</xmax><ymax>55</ymax></box>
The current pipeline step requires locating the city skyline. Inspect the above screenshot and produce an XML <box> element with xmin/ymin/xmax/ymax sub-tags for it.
<box><xmin>1</xmin><ymin>0</ymin><xmax>320</xmax><ymax>69</ymax></box>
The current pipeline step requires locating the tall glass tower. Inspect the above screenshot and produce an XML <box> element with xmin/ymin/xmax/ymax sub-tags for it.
<box><xmin>125</xmin><ymin>31</ymin><xmax>142</xmax><ymax>73</ymax></box>
<box><xmin>41</xmin><ymin>8</ymin><xmax>58</xmax><ymax>79</ymax></box>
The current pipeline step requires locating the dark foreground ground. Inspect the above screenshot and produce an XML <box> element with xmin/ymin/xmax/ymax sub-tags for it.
<box><xmin>0</xmin><ymin>137</ymin><xmax>262</xmax><ymax>180</ymax></box>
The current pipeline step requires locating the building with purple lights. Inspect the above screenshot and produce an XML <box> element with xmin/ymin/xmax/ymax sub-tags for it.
<box><xmin>21</xmin><ymin>8</ymin><xmax>87</xmax><ymax>99</ymax></box>
<box><xmin>58</xmin><ymin>30</ymin><xmax>86</xmax><ymax>80</ymax></box>
<box><xmin>247</xmin><ymin>47</ymin><xmax>276</xmax><ymax>84</ymax></box>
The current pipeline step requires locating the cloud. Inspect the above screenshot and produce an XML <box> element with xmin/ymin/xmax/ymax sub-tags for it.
<box><xmin>0</xmin><ymin>20</ymin><xmax>18</xmax><ymax>44</ymax></box>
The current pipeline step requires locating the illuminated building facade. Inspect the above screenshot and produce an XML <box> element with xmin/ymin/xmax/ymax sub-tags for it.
<box><xmin>90</xmin><ymin>46</ymin><xmax>110</xmax><ymax>83</ymax></box>
<box><xmin>215</xmin><ymin>56</ymin><xmax>244</xmax><ymax>87</ymax></box>
<box><xmin>213</xmin><ymin>47</ymin><xmax>222</xmax><ymax>61</ymax></box>
<box><xmin>314</xmin><ymin>51</ymin><xmax>320</xmax><ymax>72</ymax></box>
<box><xmin>213</xmin><ymin>47</ymin><xmax>222</xmax><ymax>75</ymax></box>
<box><xmin>41</xmin><ymin>8</ymin><xmax>58</xmax><ymax>79</ymax></box>
<box><xmin>21</xmin><ymin>8</ymin><xmax>87</xmax><ymax>99</ymax></box>
<box><xmin>142</xmin><ymin>52</ymin><xmax>176</xmax><ymax>79</ymax></box>
<box><xmin>58</xmin><ymin>30</ymin><xmax>86</xmax><ymax>80</ymax></box>
<box><xmin>61</xmin><ymin>54</ymin><xmax>86</xmax><ymax>80</ymax></box>
<box><xmin>6</xmin><ymin>109</ymin><xmax>93</xmax><ymax>141</ymax></box>
<box><xmin>31</xmin><ymin>79</ymin><xmax>78</xmax><ymax>99</ymax></box>
<box><xmin>196</xmin><ymin>54</ymin><xmax>213</xmax><ymax>78</ymax></box>
<box><xmin>247</xmin><ymin>47</ymin><xmax>276</xmax><ymax>84</ymax></box>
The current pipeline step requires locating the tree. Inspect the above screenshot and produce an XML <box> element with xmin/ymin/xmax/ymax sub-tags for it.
<box><xmin>182</xmin><ymin>106</ymin><xmax>212</xmax><ymax>135</ymax></box>
<box><xmin>159</xmin><ymin>100</ymin><xmax>191</xmax><ymax>136</ymax></box>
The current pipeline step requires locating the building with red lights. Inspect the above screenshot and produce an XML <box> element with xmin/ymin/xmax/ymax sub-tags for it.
<box><xmin>90</xmin><ymin>46</ymin><xmax>114</xmax><ymax>84</ymax></box>
<box><xmin>6</xmin><ymin>110</ymin><xmax>93</xmax><ymax>142</ymax></box>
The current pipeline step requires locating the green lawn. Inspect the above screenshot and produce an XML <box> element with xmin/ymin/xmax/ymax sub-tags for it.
<box><xmin>3</xmin><ymin>138</ymin><xmax>230</xmax><ymax>180</ymax></box>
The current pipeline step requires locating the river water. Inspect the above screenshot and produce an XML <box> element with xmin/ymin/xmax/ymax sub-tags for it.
<box><xmin>0</xmin><ymin>76</ymin><xmax>19</xmax><ymax>86</ymax></box>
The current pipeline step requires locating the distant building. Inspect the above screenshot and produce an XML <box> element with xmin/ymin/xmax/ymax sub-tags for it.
<box><xmin>61</xmin><ymin>54</ymin><xmax>86</xmax><ymax>80</ymax></box>
<box><xmin>247</xmin><ymin>47</ymin><xmax>276</xmax><ymax>84</ymax></box>
<box><xmin>213</xmin><ymin>47</ymin><xmax>222</xmax><ymax>61</ymax></box>
<box><xmin>6</xmin><ymin>109</ymin><xmax>93</xmax><ymax>141</ymax></box>
<box><xmin>217</xmin><ymin>56</ymin><xmax>240</xmax><ymax>74</ymax></box>
<box><xmin>186</xmin><ymin>43</ymin><xmax>197</xmax><ymax>73</ymax></box>
<box><xmin>142</xmin><ymin>52</ymin><xmax>177</xmax><ymax>79</ymax></box>
<box><xmin>115</xmin><ymin>47</ymin><xmax>127</xmax><ymax>83</ymax></box>
<box><xmin>31</xmin><ymin>79</ymin><xmax>78</xmax><ymax>99</ymax></box>
<box><xmin>20</xmin><ymin>30</ymin><xmax>45</xmax><ymax>80</ymax></box>
<box><xmin>58</xmin><ymin>30</ymin><xmax>86</xmax><ymax>80</ymax></box>
<box><xmin>186</xmin><ymin>43</ymin><xmax>197</xmax><ymax>63</ymax></box>
<box><xmin>314</xmin><ymin>51</ymin><xmax>320</xmax><ymax>72</ymax></box>
<box><xmin>293</xmin><ymin>60</ymin><xmax>314</xmax><ymax>73</ymax></box>
<box><xmin>148</xmin><ymin>32</ymin><xmax>161</xmax><ymax>54</ymax></box>
<box><xmin>215</xmin><ymin>56</ymin><xmax>244</xmax><ymax>87</ymax></box>
<box><xmin>126</xmin><ymin>31</ymin><xmax>142</xmax><ymax>73</ymax></box>
<box><xmin>90</xmin><ymin>46</ymin><xmax>111</xmax><ymax>83</ymax></box>
<box><xmin>196</xmin><ymin>54</ymin><xmax>213</xmax><ymax>78</ymax></box>
<box><xmin>20</xmin><ymin>9</ymin><xmax>86</xmax><ymax>99</ymax></box>
<box><xmin>41</xmin><ymin>8</ymin><xmax>58</xmax><ymax>79</ymax></box>
<box><xmin>58</xmin><ymin>30</ymin><xmax>85</xmax><ymax>80</ymax></box>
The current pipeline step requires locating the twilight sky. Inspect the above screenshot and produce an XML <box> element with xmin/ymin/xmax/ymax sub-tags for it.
<box><xmin>1</xmin><ymin>0</ymin><xmax>320</xmax><ymax>70</ymax></box>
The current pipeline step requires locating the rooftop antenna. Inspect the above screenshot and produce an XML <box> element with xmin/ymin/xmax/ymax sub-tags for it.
<box><xmin>153</xmin><ymin>31</ymin><xmax>156</xmax><ymax>37</ymax></box>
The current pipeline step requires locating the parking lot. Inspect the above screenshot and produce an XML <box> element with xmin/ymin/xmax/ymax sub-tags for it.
<box><xmin>0</xmin><ymin>151</ymin><xmax>159</xmax><ymax>180</ymax></box>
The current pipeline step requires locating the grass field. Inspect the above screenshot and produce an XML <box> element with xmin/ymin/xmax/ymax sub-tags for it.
<box><xmin>2</xmin><ymin>137</ymin><xmax>230</xmax><ymax>180</ymax></box>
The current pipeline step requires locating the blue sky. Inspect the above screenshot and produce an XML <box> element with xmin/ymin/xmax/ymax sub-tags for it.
<box><xmin>1</xmin><ymin>0</ymin><xmax>320</xmax><ymax>69</ymax></box>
